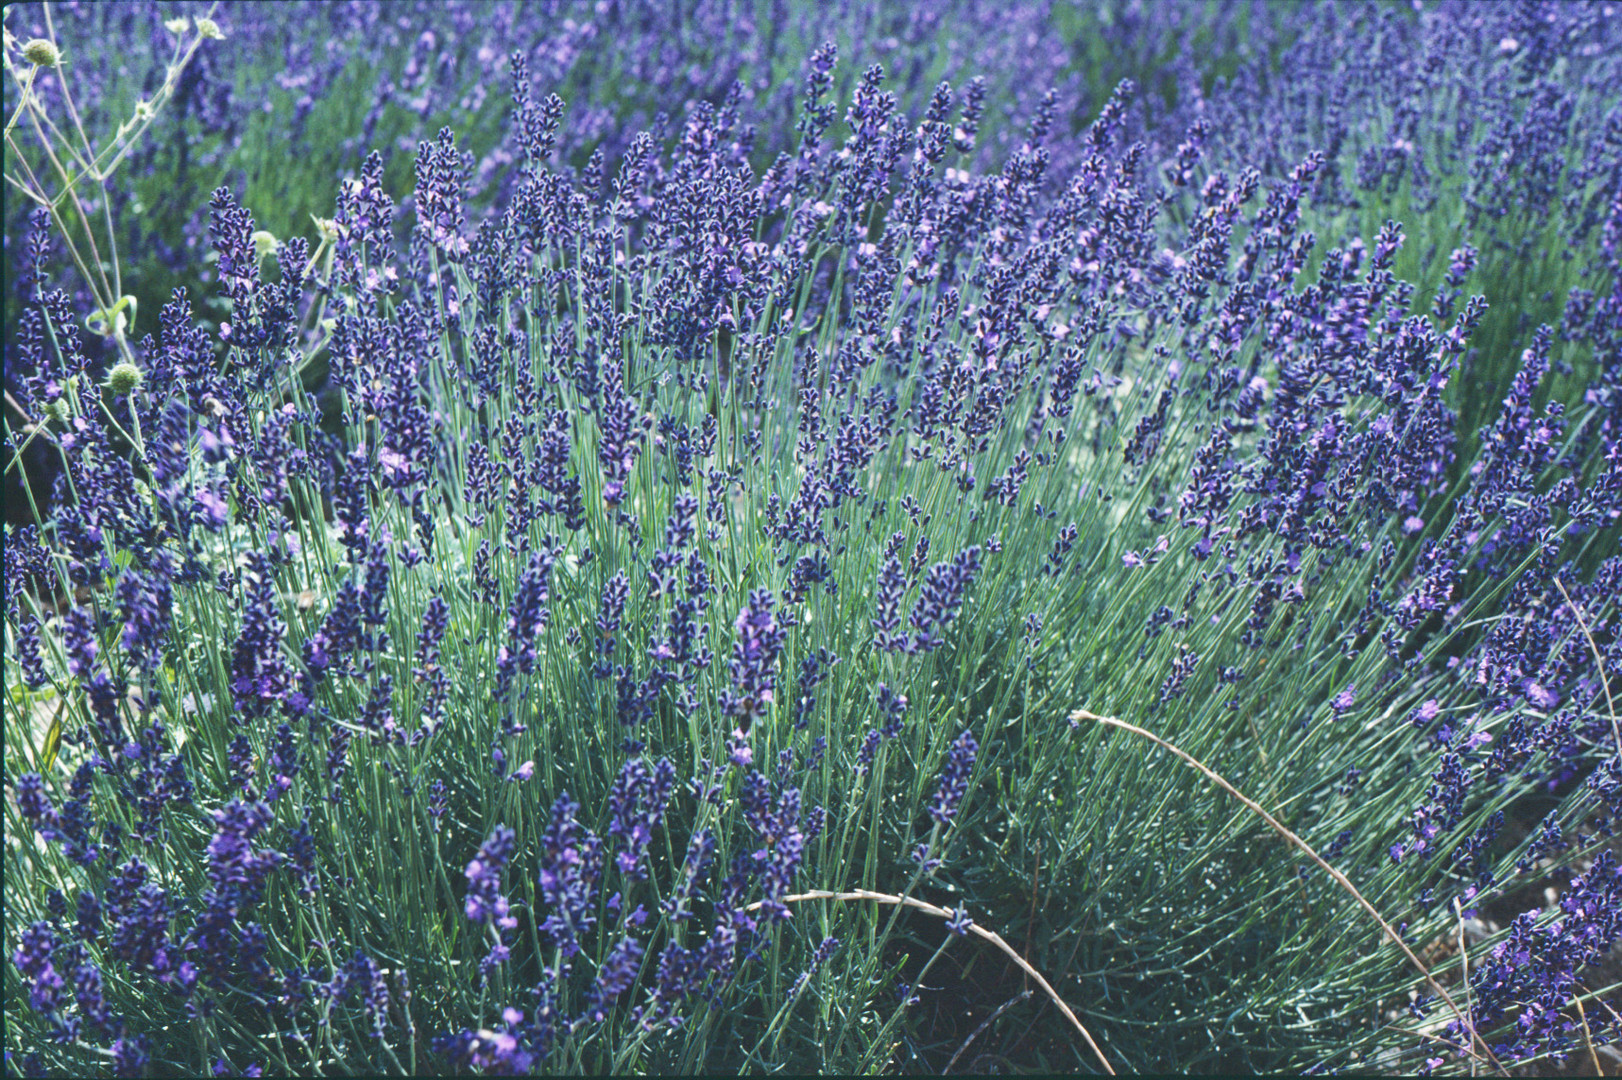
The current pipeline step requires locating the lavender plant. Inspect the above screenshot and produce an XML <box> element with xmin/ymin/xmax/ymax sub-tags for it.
<box><xmin>5</xmin><ymin>0</ymin><xmax>1192</xmax><ymax>348</ymax></box>
<box><xmin>7</xmin><ymin>0</ymin><xmax>1220</xmax><ymax>527</ymax></box>
<box><xmin>6</xmin><ymin>2</ymin><xmax>1621</xmax><ymax>1075</ymax></box>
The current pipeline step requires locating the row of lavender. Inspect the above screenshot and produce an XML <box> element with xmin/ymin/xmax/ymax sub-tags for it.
<box><xmin>0</xmin><ymin>0</ymin><xmax>1244</xmax><ymax>357</ymax></box>
<box><xmin>4</xmin><ymin>1</ymin><xmax>1620</xmax><ymax>1074</ymax></box>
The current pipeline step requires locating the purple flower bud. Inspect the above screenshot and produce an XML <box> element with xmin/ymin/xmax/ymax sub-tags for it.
<box><xmin>584</xmin><ymin>937</ymin><xmax>645</xmax><ymax>1022</ymax></box>
<box><xmin>722</xmin><ymin>590</ymin><xmax>787</xmax><ymax>732</ymax></box>
<box><xmin>907</xmin><ymin>546</ymin><xmax>982</xmax><ymax>652</ymax></box>
<box><xmin>929</xmin><ymin>729</ymin><xmax>978</xmax><ymax>826</ymax></box>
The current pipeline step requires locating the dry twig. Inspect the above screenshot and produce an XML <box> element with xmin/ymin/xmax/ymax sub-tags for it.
<box><xmin>1072</xmin><ymin>708</ymin><xmax>1508</xmax><ymax>1075</ymax></box>
<box><xmin>748</xmin><ymin>888</ymin><xmax>1116</xmax><ymax>1075</ymax></box>
<box><xmin>1552</xmin><ymin>578</ymin><xmax>1620</xmax><ymax>759</ymax></box>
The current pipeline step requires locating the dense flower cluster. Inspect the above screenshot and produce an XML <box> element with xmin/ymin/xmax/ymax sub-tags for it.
<box><xmin>4</xmin><ymin>0</ymin><xmax>1621</xmax><ymax>1074</ymax></box>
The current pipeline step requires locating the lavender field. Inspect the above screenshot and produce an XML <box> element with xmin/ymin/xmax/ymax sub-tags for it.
<box><xmin>3</xmin><ymin>1</ymin><xmax>1619</xmax><ymax>1074</ymax></box>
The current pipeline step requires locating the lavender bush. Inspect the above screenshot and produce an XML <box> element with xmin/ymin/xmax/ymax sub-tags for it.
<box><xmin>3</xmin><ymin>0</ymin><xmax>1237</xmax><ymax>349</ymax></box>
<box><xmin>5</xmin><ymin>1</ymin><xmax>1620</xmax><ymax>1075</ymax></box>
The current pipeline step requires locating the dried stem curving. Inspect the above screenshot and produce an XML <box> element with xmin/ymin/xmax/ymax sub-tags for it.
<box><xmin>1072</xmin><ymin>708</ymin><xmax>1508</xmax><ymax>1076</ymax></box>
<box><xmin>1552</xmin><ymin>578</ymin><xmax>1621</xmax><ymax>759</ymax></box>
<box><xmin>748</xmin><ymin>888</ymin><xmax>1116</xmax><ymax>1075</ymax></box>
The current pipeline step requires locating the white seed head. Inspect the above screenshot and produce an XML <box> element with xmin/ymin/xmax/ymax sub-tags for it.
<box><xmin>105</xmin><ymin>362</ymin><xmax>144</xmax><ymax>397</ymax></box>
<box><xmin>21</xmin><ymin>38</ymin><xmax>60</xmax><ymax>67</ymax></box>
<box><xmin>252</xmin><ymin>230</ymin><xmax>280</xmax><ymax>260</ymax></box>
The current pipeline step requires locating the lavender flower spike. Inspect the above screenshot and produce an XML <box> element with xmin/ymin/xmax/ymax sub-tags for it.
<box><xmin>929</xmin><ymin>729</ymin><xmax>979</xmax><ymax>825</ymax></box>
